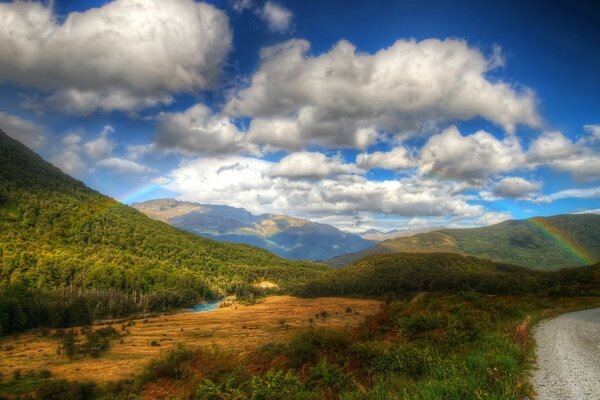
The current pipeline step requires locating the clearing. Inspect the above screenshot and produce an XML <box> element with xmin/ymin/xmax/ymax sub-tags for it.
<box><xmin>0</xmin><ymin>295</ymin><xmax>381</xmax><ymax>382</ymax></box>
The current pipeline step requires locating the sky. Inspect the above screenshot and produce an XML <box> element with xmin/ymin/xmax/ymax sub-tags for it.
<box><xmin>0</xmin><ymin>0</ymin><xmax>599</xmax><ymax>233</ymax></box>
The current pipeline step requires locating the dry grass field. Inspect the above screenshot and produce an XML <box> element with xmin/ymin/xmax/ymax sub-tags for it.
<box><xmin>0</xmin><ymin>296</ymin><xmax>382</xmax><ymax>383</ymax></box>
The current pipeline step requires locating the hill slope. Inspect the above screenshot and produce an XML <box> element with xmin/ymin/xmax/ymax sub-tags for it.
<box><xmin>326</xmin><ymin>215</ymin><xmax>600</xmax><ymax>269</ymax></box>
<box><xmin>301</xmin><ymin>252</ymin><xmax>600</xmax><ymax>297</ymax></box>
<box><xmin>132</xmin><ymin>199</ymin><xmax>374</xmax><ymax>261</ymax></box>
<box><xmin>0</xmin><ymin>130</ymin><xmax>327</xmax><ymax>298</ymax></box>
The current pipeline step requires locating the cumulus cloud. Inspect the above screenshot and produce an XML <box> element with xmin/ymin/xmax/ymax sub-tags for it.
<box><xmin>492</xmin><ymin>176</ymin><xmax>541</xmax><ymax>199</ymax></box>
<box><xmin>356</xmin><ymin>146</ymin><xmax>416</xmax><ymax>171</ymax></box>
<box><xmin>0</xmin><ymin>112</ymin><xmax>46</xmax><ymax>149</ymax></box>
<box><xmin>157</xmin><ymin>155</ymin><xmax>488</xmax><ymax>221</ymax></box>
<box><xmin>49</xmin><ymin>126</ymin><xmax>156</xmax><ymax>177</ymax></box>
<box><xmin>584</xmin><ymin>125</ymin><xmax>600</xmax><ymax>142</ymax></box>
<box><xmin>527</xmin><ymin>130</ymin><xmax>600</xmax><ymax>181</ymax></box>
<box><xmin>0</xmin><ymin>0</ymin><xmax>232</xmax><ymax>113</ymax></box>
<box><xmin>418</xmin><ymin>126</ymin><xmax>525</xmax><ymax>183</ymax></box>
<box><xmin>270</xmin><ymin>152</ymin><xmax>358</xmax><ymax>179</ymax></box>
<box><xmin>225</xmin><ymin>38</ymin><xmax>539</xmax><ymax>151</ymax></box>
<box><xmin>97</xmin><ymin>157</ymin><xmax>157</xmax><ymax>174</ymax></box>
<box><xmin>61</xmin><ymin>133</ymin><xmax>82</xmax><ymax>147</ymax></box>
<box><xmin>526</xmin><ymin>131</ymin><xmax>577</xmax><ymax>163</ymax></box>
<box><xmin>156</xmin><ymin>104</ymin><xmax>258</xmax><ymax>155</ymax></box>
<box><xmin>260</xmin><ymin>2</ymin><xmax>293</xmax><ymax>32</ymax></box>
<box><xmin>51</xmin><ymin>151</ymin><xmax>86</xmax><ymax>176</ymax></box>
<box><xmin>83</xmin><ymin>126</ymin><xmax>116</xmax><ymax>160</ymax></box>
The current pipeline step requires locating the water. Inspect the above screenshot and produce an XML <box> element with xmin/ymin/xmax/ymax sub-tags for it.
<box><xmin>186</xmin><ymin>300</ymin><xmax>222</xmax><ymax>313</ymax></box>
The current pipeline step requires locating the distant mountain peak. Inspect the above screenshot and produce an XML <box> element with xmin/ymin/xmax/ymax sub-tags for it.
<box><xmin>133</xmin><ymin>198</ymin><xmax>374</xmax><ymax>261</ymax></box>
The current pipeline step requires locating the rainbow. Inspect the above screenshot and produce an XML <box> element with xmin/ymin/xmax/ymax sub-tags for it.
<box><xmin>525</xmin><ymin>217</ymin><xmax>595</xmax><ymax>266</ymax></box>
<box><xmin>117</xmin><ymin>183</ymin><xmax>166</xmax><ymax>205</ymax></box>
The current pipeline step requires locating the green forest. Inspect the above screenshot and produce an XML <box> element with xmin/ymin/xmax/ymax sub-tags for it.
<box><xmin>300</xmin><ymin>252</ymin><xmax>600</xmax><ymax>298</ymax></box>
<box><xmin>0</xmin><ymin>131</ymin><xmax>327</xmax><ymax>334</ymax></box>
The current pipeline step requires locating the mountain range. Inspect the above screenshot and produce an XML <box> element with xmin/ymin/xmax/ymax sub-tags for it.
<box><xmin>132</xmin><ymin>199</ymin><xmax>374</xmax><ymax>261</ymax></box>
<box><xmin>326</xmin><ymin>215</ymin><xmax>600</xmax><ymax>269</ymax></box>
<box><xmin>356</xmin><ymin>227</ymin><xmax>443</xmax><ymax>241</ymax></box>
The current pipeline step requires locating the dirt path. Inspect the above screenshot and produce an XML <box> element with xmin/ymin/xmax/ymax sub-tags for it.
<box><xmin>533</xmin><ymin>307</ymin><xmax>600</xmax><ymax>399</ymax></box>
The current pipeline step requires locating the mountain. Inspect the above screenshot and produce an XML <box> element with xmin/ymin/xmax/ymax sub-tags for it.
<box><xmin>326</xmin><ymin>215</ymin><xmax>600</xmax><ymax>269</ymax></box>
<box><xmin>0</xmin><ymin>130</ymin><xmax>327</xmax><ymax>298</ymax></box>
<box><xmin>132</xmin><ymin>199</ymin><xmax>375</xmax><ymax>261</ymax></box>
<box><xmin>356</xmin><ymin>226</ymin><xmax>443</xmax><ymax>241</ymax></box>
<box><xmin>299</xmin><ymin>252</ymin><xmax>600</xmax><ymax>297</ymax></box>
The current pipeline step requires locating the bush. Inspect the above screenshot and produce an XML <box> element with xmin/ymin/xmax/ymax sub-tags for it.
<box><xmin>35</xmin><ymin>380</ymin><xmax>96</xmax><ymax>400</ymax></box>
<box><xmin>139</xmin><ymin>345</ymin><xmax>196</xmax><ymax>383</ymax></box>
<box><xmin>250</xmin><ymin>369</ymin><xmax>303</xmax><ymax>400</ymax></box>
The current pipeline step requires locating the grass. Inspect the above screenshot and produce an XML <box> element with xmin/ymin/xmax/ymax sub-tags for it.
<box><xmin>1</xmin><ymin>294</ymin><xmax>598</xmax><ymax>399</ymax></box>
<box><xmin>135</xmin><ymin>295</ymin><xmax>600</xmax><ymax>399</ymax></box>
<box><xmin>0</xmin><ymin>296</ymin><xmax>381</xmax><ymax>385</ymax></box>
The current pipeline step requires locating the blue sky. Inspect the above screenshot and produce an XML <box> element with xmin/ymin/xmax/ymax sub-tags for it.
<box><xmin>0</xmin><ymin>0</ymin><xmax>599</xmax><ymax>232</ymax></box>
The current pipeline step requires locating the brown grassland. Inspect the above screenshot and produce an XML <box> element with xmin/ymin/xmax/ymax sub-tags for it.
<box><xmin>0</xmin><ymin>296</ymin><xmax>381</xmax><ymax>383</ymax></box>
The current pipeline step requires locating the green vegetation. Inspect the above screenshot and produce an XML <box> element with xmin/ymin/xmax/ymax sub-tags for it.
<box><xmin>301</xmin><ymin>252</ymin><xmax>600</xmax><ymax>297</ymax></box>
<box><xmin>0</xmin><ymin>131</ymin><xmax>327</xmax><ymax>334</ymax></box>
<box><xmin>327</xmin><ymin>215</ymin><xmax>600</xmax><ymax>269</ymax></box>
<box><xmin>57</xmin><ymin>326</ymin><xmax>119</xmax><ymax>359</ymax></box>
<box><xmin>8</xmin><ymin>294</ymin><xmax>597</xmax><ymax>399</ymax></box>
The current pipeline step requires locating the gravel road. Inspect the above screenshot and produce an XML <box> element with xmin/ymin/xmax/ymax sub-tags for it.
<box><xmin>533</xmin><ymin>307</ymin><xmax>600</xmax><ymax>399</ymax></box>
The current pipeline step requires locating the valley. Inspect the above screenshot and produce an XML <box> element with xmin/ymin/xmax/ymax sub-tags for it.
<box><xmin>1</xmin><ymin>123</ymin><xmax>600</xmax><ymax>399</ymax></box>
<box><xmin>0</xmin><ymin>296</ymin><xmax>381</xmax><ymax>384</ymax></box>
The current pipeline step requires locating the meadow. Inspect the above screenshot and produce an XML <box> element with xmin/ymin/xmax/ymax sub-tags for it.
<box><xmin>0</xmin><ymin>296</ymin><xmax>380</xmax><ymax>394</ymax></box>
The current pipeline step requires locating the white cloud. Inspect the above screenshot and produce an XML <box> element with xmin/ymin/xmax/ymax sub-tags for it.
<box><xmin>232</xmin><ymin>0</ymin><xmax>253</xmax><ymax>12</ymax></box>
<box><xmin>126</xmin><ymin>143</ymin><xmax>158</xmax><ymax>161</ymax></box>
<box><xmin>51</xmin><ymin>151</ymin><xmax>86</xmax><ymax>176</ymax></box>
<box><xmin>471</xmin><ymin>211</ymin><xmax>513</xmax><ymax>226</ymax></box>
<box><xmin>156</xmin><ymin>104</ymin><xmax>258</xmax><ymax>155</ymax></box>
<box><xmin>62</xmin><ymin>133</ymin><xmax>82</xmax><ymax>146</ymax></box>
<box><xmin>0</xmin><ymin>0</ymin><xmax>232</xmax><ymax>113</ymax></box>
<box><xmin>83</xmin><ymin>125</ymin><xmax>116</xmax><ymax>160</ymax></box>
<box><xmin>492</xmin><ymin>176</ymin><xmax>540</xmax><ymax>199</ymax></box>
<box><xmin>418</xmin><ymin>126</ymin><xmax>525</xmax><ymax>183</ymax></box>
<box><xmin>527</xmin><ymin>130</ymin><xmax>600</xmax><ymax>181</ymax></box>
<box><xmin>270</xmin><ymin>152</ymin><xmax>358</xmax><ymax>179</ymax></box>
<box><xmin>97</xmin><ymin>157</ymin><xmax>157</xmax><ymax>174</ymax></box>
<box><xmin>356</xmin><ymin>146</ymin><xmax>416</xmax><ymax>171</ymax></box>
<box><xmin>158</xmin><ymin>155</ymin><xmax>487</xmax><ymax>221</ymax></box>
<box><xmin>260</xmin><ymin>2</ymin><xmax>293</xmax><ymax>32</ymax></box>
<box><xmin>526</xmin><ymin>131</ymin><xmax>577</xmax><ymax>163</ymax></box>
<box><xmin>225</xmin><ymin>38</ymin><xmax>539</xmax><ymax>151</ymax></box>
<box><xmin>574</xmin><ymin>208</ymin><xmax>600</xmax><ymax>215</ymax></box>
<box><xmin>584</xmin><ymin>124</ymin><xmax>600</xmax><ymax>142</ymax></box>
<box><xmin>0</xmin><ymin>112</ymin><xmax>46</xmax><ymax>149</ymax></box>
<box><xmin>537</xmin><ymin>186</ymin><xmax>600</xmax><ymax>203</ymax></box>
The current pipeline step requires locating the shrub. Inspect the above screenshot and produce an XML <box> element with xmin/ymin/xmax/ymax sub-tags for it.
<box><xmin>250</xmin><ymin>369</ymin><xmax>303</xmax><ymax>400</ymax></box>
<box><xmin>35</xmin><ymin>380</ymin><xmax>96</xmax><ymax>400</ymax></box>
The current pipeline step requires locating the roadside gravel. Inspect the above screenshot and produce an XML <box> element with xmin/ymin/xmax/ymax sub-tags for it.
<box><xmin>533</xmin><ymin>307</ymin><xmax>600</xmax><ymax>399</ymax></box>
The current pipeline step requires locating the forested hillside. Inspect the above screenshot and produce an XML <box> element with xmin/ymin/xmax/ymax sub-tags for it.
<box><xmin>302</xmin><ymin>252</ymin><xmax>600</xmax><ymax>297</ymax></box>
<box><xmin>0</xmin><ymin>131</ymin><xmax>327</xmax><ymax>334</ymax></box>
<box><xmin>327</xmin><ymin>215</ymin><xmax>600</xmax><ymax>269</ymax></box>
